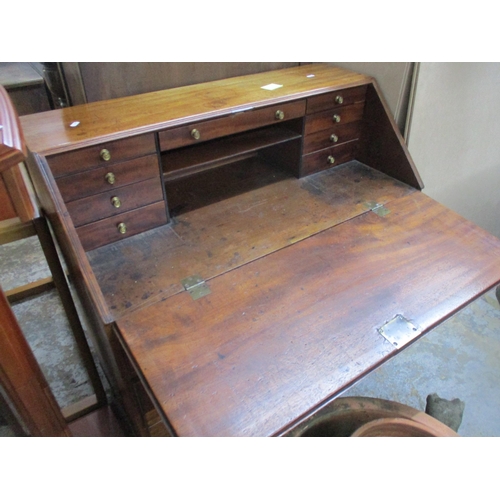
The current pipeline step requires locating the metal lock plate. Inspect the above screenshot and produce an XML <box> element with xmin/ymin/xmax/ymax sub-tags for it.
<box><xmin>377</xmin><ymin>314</ymin><xmax>421</xmax><ymax>349</ymax></box>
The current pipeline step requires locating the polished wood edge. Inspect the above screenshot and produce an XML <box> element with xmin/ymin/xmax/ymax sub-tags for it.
<box><xmin>0</xmin><ymin>85</ymin><xmax>27</xmax><ymax>172</ymax></box>
<box><xmin>20</xmin><ymin>65</ymin><xmax>374</xmax><ymax>156</ymax></box>
<box><xmin>25</xmin><ymin>152</ymin><xmax>113</xmax><ymax>324</ymax></box>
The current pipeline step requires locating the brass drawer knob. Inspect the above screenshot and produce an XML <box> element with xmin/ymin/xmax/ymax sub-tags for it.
<box><xmin>330</xmin><ymin>133</ymin><xmax>339</xmax><ymax>143</ymax></box>
<box><xmin>105</xmin><ymin>172</ymin><xmax>116</xmax><ymax>185</ymax></box>
<box><xmin>335</xmin><ymin>95</ymin><xmax>344</xmax><ymax>104</ymax></box>
<box><xmin>191</xmin><ymin>129</ymin><xmax>201</xmax><ymax>140</ymax></box>
<box><xmin>100</xmin><ymin>149</ymin><xmax>111</xmax><ymax>161</ymax></box>
<box><xmin>327</xmin><ymin>155</ymin><xmax>335</xmax><ymax>165</ymax></box>
<box><xmin>111</xmin><ymin>196</ymin><xmax>121</xmax><ymax>208</ymax></box>
<box><xmin>117</xmin><ymin>222</ymin><xmax>127</xmax><ymax>234</ymax></box>
<box><xmin>332</xmin><ymin>114</ymin><xmax>341</xmax><ymax>123</ymax></box>
<box><xmin>275</xmin><ymin>110</ymin><xmax>285</xmax><ymax>120</ymax></box>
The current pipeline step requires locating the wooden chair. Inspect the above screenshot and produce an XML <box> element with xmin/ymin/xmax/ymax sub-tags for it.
<box><xmin>0</xmin><ymin>84</ymin><xmax>105</xmax><ymax>435</ymax></box>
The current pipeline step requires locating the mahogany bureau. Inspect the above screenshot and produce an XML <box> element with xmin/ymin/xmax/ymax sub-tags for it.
<box><xmin>19</xmin><ymin>64</ymin><xmax>500</xmax><ymax>436</ymax></box>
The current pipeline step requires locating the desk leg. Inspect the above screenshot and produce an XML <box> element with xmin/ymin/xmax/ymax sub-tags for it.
<box><xmin>33</xmin><ymin>216</ymin><xmax>107</xmax><ymax>415</ymax></box>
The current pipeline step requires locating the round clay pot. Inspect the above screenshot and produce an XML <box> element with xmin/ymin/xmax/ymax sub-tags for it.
<box><xmin>288</xmin><ymin>397</ymin><xmax>458</xmax><ymax>437</ymax></box>
<box><xmin>351</xmin><ymin>417</ymin><xmax>439</xmax><ymax>437</ymax></box>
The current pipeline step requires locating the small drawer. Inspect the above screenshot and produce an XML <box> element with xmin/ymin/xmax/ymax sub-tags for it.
<box><xmin>77</xmin><ymin>201</ymin><xmax>168</xmax><ymax>251</ymax></box>
<box><xmin>304</xmin><ymin>102</ymin><xmax>365</xmax><ymax>136</ymax></box>
<box><xmin>301</xmin><ymin>141</ymin><xmax>358</xmax><ymax>177</ymax></box>
<box><xmin>57</xmin><ymin>154</ymin><xmax>160</xmax><ymax>202</ymax></box>
<box><xmin>306</xmin><ymin>85</ymin><xmax>367</xmax><ymax>114</ymax></box>
<box><xmin>67</xmin><ymin>177</ymin><xmax>164</xmax><ymax>227</ymax></box>
<box><xmin>158</xmin><ymin>100</ymin><xmax>306</xmax><ymax>151</ymax></box>
<box><xmin>303</xmin><ymin>121</ymin><xmax>362</xmax><ymax>155</ymax></box>
<box><xmin>48</xmin><ymin>133</ymin><xmax>157</xmax><ymax>178</ymax></box>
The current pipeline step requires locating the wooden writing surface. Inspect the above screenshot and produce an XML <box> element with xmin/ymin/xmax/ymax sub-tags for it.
<box><xmin>116</xmin><ymin>188</ymin><xmax>500</xmax><ymax>436</ymax></box>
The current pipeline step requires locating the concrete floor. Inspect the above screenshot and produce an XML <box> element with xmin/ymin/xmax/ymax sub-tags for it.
<box><xmin>1</xmin><ymin>235</ymin><xmax>500</xmax><ymax>436</ymax></box>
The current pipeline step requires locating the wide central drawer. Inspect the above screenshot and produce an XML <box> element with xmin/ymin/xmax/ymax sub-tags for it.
<box><xmin>158</xmin><ymin>100</ymin><xmax>306</xmax><ymax>151</ymax></box>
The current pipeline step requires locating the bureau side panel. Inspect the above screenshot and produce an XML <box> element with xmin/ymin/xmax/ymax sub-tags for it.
<box><xmin>357</xmin><ymin>82</ymin><xmax>424</xmax><ymax>189</ymax></box>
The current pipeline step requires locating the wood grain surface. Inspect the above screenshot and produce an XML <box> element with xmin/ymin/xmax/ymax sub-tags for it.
<box><xmin>19</xmin><ymin>64</ymin><xmax>371</xmax><ymax>156</ymax></box>
<box><xmin>88</xmin><ymin>161</ymin><xmax>414</xmax><ymax>319</ymax></box>
<box><xmin>116</xmin><ymin>190</ymin><xmax>500</xmax><ymax>436</ymax></box>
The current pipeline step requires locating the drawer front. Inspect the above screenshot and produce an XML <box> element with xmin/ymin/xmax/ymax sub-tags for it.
<box><xmin>304</xmin><ymin>102</ymin><xmax>365</xmax><ymax>136</ymax></box>
<box><xmin>67</xmin><ymin>177</ymin><xmax>164</xmax><ymax>227</ymax></box>
<box><xmin>77</xmin><ymin>201</ymin><xmax>168</xmax><ymax>251</ymax></box>
<box><xmin>57</xmin><ymin>154</ymin><xmax>160</xmax><ymax>202</ymax></box>
<box><xmin>158</xmin><ymin>100</ymin><xmax>306</xmax><ymax>151</ymax></box>
<box><xmin>301</xmin><ymin>141</ymin><xmax>358</xmax><ymax>177</ymax></box>
<box><xmin>48</xmin><ymin>133</ymin><xmax>157</xmax><ymax>178</ymax></box>
<box><xmin>303</xmin><ymin>121</ymin><xmax>362</xmax><ymax>155</ymax></box>
<box><xmin>306</xmin><ymin>85</ymin><xmax>367</xmax><ymax>114</ymax></box>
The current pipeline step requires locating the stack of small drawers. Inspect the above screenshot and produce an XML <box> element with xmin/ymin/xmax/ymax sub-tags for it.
<box><xmin>301</xmin><ymin>85</ymin><xmax>367</xmax><ymax>177</ymax></box>
<box><xmin>48</xmin><ymin>133</ymin><xmax>167</xmax><ymax>251</ymax></box>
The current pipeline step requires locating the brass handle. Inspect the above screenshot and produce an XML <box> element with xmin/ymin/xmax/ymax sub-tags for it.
<box><xmin>335</xmin><ymin>95</ymin><xmax>344</xmax><ymax>104</ymax></box>
<box><xmin>117</xmin><ymin>222</ymin><xmax>127</xmax><ymax>234</ymax></box>
<box><xmin>100</xmin><ymin>149</ymin><xmax>111</xmax><ymax>161</ymax></box>
<box><xmin>327</xmin><ymin>155</ymin><xmax>335</xmax><ymax>165</ymax></box>
<box><xmin>330</xmin><ymin>134</ymin><xmax>339</xmax><ymax>143</ymax></box>
<box><xmin>111</xmin><ymin>196</ymin><xmax>121</xmax><ymax>208</ymax></box>
<box><xmin>191</xmin><ymin>129</ymin><xmax>201</xmax><ymax>140</ymax></box>
<box><xmin>275</xmin><ymin>110</ymin><xmax>285</xmax><ymax>120</ymax></box>
<box><xmin>105</xmin><ymin>172</ymin><xmax>115</xmax><ymax>185</ymax></box>
<box><xmin>332</xmin><ymin>114</ymin><xmax>341</xmax><ymax>123</ymax></box>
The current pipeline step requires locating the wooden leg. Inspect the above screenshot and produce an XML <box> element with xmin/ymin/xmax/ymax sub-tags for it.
<box><xmin>496</xmin><ymin>285</ymin><xmax>500</xmax><ymax>305</ymax></box>
<box><xmin>33</xmin><ymin>216</ymin><xmax>108</xmax><ymax>412</ymax></box>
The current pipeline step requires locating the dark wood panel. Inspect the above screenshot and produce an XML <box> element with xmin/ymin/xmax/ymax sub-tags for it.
<box><xmin>47</xmin><ymin>133</ymin><xmax>156</xmax><ymax>177</ymax></box>
<box><xmin>67</xmin><ymin>177</ymin><xmax>164</xmax><ymax>227</ymax></box>
<box><xmin>57</xmin><ymin>154</ymin><xmax>160</xmax><ymax>202</ymax></box>
<box><xmin>357</xmin><ymin>82</ymin><xmax>423</xmax><ymax>189</ymax></box>
<box><xmin>79</xmin><ymin>63</ymin><xmax>301</xmax><ymax>102</ymax></box>
<box><xmin>116</xmin><ymin>191</ymin><xmax>500</xmax><ymax>436</ymax></box>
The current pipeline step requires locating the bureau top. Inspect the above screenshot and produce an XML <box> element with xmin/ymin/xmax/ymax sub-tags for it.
<box><xmin>19</xmin><ymin>64</ymin><xmax>372</xmax><ymax>156</ymax></box>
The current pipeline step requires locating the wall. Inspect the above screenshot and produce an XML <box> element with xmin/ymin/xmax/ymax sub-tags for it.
<box><xmin>406</xmin><ymin>63</ymin><xmax>500</xmax><ymax>238</ymax></box>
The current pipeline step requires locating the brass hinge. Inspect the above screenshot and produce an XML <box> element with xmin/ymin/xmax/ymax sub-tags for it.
<box><xmin>181</xmin><ymin>275</ymin><xmax>211</xmax><ymax>300</ymax></box>
<box><xmin>364</xmin><ymin>201</ymin><xmax>390</xmax><ymax>217</ymax></box>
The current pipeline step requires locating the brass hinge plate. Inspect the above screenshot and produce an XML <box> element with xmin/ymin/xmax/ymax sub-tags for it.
<box><xmin>181</xmin><ymin>275</ymin><xmax>211</xmax><ymax>300</ymax></box>
<box><xmin>364</xmin><ymin>201</ymin><xmax>390</xmax><ymax>217</ymax></box>
<box><xmin>377</xmin><ymin>314</ymin><xmax>421</xmax><ymax>349</ymax></box>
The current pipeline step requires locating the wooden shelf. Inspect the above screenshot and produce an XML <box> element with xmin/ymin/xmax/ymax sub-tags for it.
<box><xmin>161</xmin><ymin>124</ymin><xmax>302</xmax><ymax>182</ymax></box>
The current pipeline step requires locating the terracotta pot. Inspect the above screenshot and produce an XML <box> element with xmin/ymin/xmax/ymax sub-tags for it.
<box><xmin>351</xmin><ymin>417</ymin><xmax>440</xmax><ymax>437</ymax></box>
<box><xmin>288</xmin><ymin>397</ymin><xmax>458</xmax><ymax>437</ymax></box>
